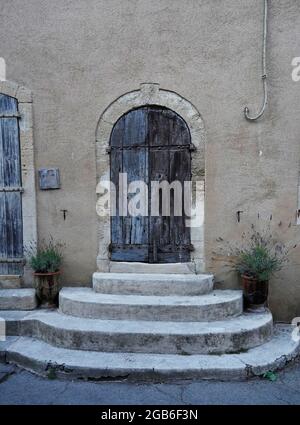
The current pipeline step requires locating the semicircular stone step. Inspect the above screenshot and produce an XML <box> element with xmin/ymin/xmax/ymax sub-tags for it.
<box><xmin>59</xmin><ymin>288</ymin><xmax>243</xmax><ymax>321</ymax></box>
<box><xmin>1</xmin><ymin>325</ymin><xmax>298</xmax><ymax>380</ymax></box>
<box><xmin>6</xmin><ymin>310</ymin><xmax>273</xmax><ymax>355</ymax></box>
<box><xmin>92</xmin><ymin>272</ymin><xmax>214</xmax><ymax>296</ymax></box>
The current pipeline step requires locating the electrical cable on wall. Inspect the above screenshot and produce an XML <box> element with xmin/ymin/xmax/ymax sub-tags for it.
<box><xmin>244</xmin><ymin>0</ymin><xmax>268</xmax><ymax>121</ymax></box>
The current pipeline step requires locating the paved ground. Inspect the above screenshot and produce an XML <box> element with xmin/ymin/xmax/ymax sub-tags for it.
<box><xmin>1</xmin><ymin>360</ymin><xmax>300</xmax><ymax>405</ymax></box>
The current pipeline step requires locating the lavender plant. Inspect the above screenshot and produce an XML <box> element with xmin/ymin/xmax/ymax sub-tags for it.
<box><xmin>25</xmin><ymin>237</ymin><xmax>65</xmax><ymax>273</ymax></box>
<box><xmin>215</xmin><ymin>224</ymin><xmax>296</xmax><ymax>282</ymax></box>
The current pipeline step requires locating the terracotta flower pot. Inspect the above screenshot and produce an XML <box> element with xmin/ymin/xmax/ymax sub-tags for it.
<box><xmin>241</xmin><ymin>274</ymin><xmax>269</xmax><ymax>311</ymax></box>
<box><xmin>34</xmin><ymin>271</ymin><xmax>60</xmax><ymax>308</ymax></box>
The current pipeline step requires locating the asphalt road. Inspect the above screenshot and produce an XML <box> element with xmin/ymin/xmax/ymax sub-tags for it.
<box><xmin>1</xmin><ymin>360</ymin><xmax>300</xmax><ymax>405</ymax></box>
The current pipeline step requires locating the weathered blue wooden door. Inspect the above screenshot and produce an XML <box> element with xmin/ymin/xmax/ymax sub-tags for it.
<box><xmin>0</xmin><ymin>94</ymin><xmax>23</xmax><ymax>275</ymax></box>
<box><xmin>110</xmin><ymin>106</ymin><xmax>192</xmax><ymax>263</ymax></box>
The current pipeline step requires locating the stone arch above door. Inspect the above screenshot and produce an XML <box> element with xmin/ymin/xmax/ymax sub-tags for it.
<box><xmin>95</xmin><ymin>83</ymin><xmax>205</xmax><ymax>273</ymax></box>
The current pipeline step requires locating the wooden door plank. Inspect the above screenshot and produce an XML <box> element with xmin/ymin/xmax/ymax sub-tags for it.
<box><xmin>0</xmin><ymin>192</ymin><xmax>8</xmax><ymax>274</ymax></box>
<box><xmin>110</xmin><ymin>107</ymin><xmax>149</xmax><ymax>261</ymax></box>
<box><xmin>111</xmin><ymin>148</ymin><xmax>123</xmax><ymax>244</ymax></box>
<box><xmin>123</xmin><ymin>147</ymin><xmax>148</xmax><ymax>245</ymax></box>
<box><xmin>0</xmin><ymin>94</ymin><xmax>18</xmax><ymax>115</ymax></box>
<box><xmin>148</xmin><ymin>106</ymin><xmax>191</xmax><ymax>263</ymax></box>
<box><xmin>149</xmin><ymin>149</ymin><xmax>170</xmax><ymax>257</ymax></box>
<box><xmin>123</xmin><ymin>108</ymin><xmax>148</xmax><ymax>147</ymax></box>
<box><xmin>1</xmin><ymin>118</ymin><xmax>21</xmax><ymax>187</ymax></box>
<box><xmin>148</xmin><ymin>107</ymin><xmax>171</xmax><ymax>263</ymax></box>
<box><xmin>5</xmin><ymin>192</ymin><xmax>23</xmax><ymax>274</ymax></box>
<box><xmin>170</xmin><ymin>149</ymin><xmax>191</xmax><ymax>244</ymax></box>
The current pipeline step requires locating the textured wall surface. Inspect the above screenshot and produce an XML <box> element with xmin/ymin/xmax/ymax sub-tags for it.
<box><xmin>0</xmin><ymin>0</ymin><xmax>300</xmax><ymax>320</ymax></box>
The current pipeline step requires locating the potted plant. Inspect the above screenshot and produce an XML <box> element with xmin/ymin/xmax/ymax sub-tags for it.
<box><xmin>26</xmin><ymin>238</ymin><xmax>64</xmax><ymax>308</ymax></box>
<box><xmin>216</xmin><ymin>225</ymin><xmax>294</xmax><ymax>311</ymax></box>
<box><xmin>235</xmin><ymin>244</ymin><xmax>281</xmax><ymax>311</ymax></box>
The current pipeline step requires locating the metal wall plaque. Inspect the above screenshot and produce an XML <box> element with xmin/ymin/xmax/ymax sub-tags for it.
<box><xmin>38</xmin><ymin>168</ymin><xmax>60</xmax><ymax>190</ymax></box>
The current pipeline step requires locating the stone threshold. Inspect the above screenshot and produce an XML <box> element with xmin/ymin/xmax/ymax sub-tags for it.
<box><xmin>108</xmin><ymin>261</ymin><xmax>196</xmax><ymax>274</ymax></box>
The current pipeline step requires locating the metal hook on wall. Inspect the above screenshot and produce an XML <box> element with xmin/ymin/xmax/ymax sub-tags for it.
<box><xmin>244</xmin><ymin>0</ymin><xmax>268</xmax><ymax>121</ymax></box>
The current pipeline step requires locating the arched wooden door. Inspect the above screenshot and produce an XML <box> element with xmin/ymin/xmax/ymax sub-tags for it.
<box><xmin>110</xmin><ymin>106</ymin><xmax>192</xmax><ymax>263</ymax></box>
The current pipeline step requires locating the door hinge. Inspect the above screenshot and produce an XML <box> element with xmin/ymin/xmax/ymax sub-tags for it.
<box><xmin>0</xmin><ymin>187</ymin><xmax>24</xmax><ymax>193</ymax></box>
<box><xmin>0</xmin><ymin>257</ymin><xmax>26</xmax><ymax>264</ymax></box>
<box><xmin>0</xmin><ymin>113</ymin><xmax>21</xmax><ymax>119</ymax></box>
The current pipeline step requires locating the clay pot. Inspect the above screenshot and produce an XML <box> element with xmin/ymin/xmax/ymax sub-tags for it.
<box><xmin>34</xmin><ymin>271</ymin><xmax>60</xmax><ymax>308</ymax></box>
<box><xmin>241</xmin><ymin>274</ymin><xmax>269</xmax><ymax>311</ymax></box>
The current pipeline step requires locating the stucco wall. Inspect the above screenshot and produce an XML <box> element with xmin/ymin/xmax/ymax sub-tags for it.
<box><xmin>1</xmin><ymin>0</ymin><xmax>300</xmax><ymax>321</ymax></box>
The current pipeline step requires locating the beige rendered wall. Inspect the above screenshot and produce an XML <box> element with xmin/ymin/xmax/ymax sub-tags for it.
<box><xmin>1</xmin><ymin>0</ymin><xmax>300</xmax><ymax>321</ymax></box>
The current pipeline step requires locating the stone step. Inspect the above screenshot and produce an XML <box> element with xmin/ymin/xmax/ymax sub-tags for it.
<box><xmin>0</xmin><ymin>289</ymin><xmax>37</xmax><ymax>310</ymax></box>
<box><xmin>109</xmin><ymin>262</ymin><xmax>196</xmax><ymax>274</ymax></box>
<box><xmin>0</xmin><ymin>275</ymin><xmax>21</xmax><ymax>289</ymax></box>
<box><xmin>93</xmin><ymin>272</ymin><xmax>214</xmax><ymax>296</ymax></box>
<box><xmin>1</xmin><ymin>326</ymin><xmax>298</xmax><ymax>380</ymax></box>
<box><xmin>2</xmin><ymin>310</ymin><xmax>273</xmax><ymax>355</ymax></box>
<box><xmin>59</xmin><ymin>288</ymin><xmax>243</xmax><ymax>321</ymax></box>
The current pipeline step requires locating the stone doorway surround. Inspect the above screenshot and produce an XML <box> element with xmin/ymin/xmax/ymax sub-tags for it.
<box><xmin>0</xmin><ymin>80</ymin><xmax>37</xmax><ymax>288</ymax></box>
<box><xmin>95</xmin><ymin>83</ymin><xmax>206</xmax><ymax>273</ymax></box>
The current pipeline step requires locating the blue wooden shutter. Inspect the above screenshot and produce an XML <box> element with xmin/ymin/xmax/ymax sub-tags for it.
<box><xmin>0</xmin><ymin>94</ymin><xmax>23</xmax><ymax>275</ymax></box>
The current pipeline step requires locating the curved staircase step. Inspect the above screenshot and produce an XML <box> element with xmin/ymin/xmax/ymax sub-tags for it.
<box><xmin>1</xmin><ymin>326</ymin><xmax>298</xmax><ymax>381</ymax></box>
<box><xmin>1</xmin><ymin>309</ymin><xmax>273</xmax><ymax>355</ymax></box>
<box><xmin>59</xmin><ymin>288</ymin><xmax>243</xmax><ymax>321</ymax></box>
<box><xmin>93</xmin><ymin>272</ymin><xmax>214</xmax><ymax>296</ymax></box>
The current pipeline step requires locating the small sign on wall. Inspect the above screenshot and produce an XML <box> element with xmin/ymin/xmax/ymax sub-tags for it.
<box><xmin>38</xmin><ymin>168</ymin><xmax>60</xmax><ymax>190</ymax></box>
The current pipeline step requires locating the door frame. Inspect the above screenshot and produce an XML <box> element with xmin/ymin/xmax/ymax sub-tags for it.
<box><xmin>0</xmin><ymin>80</ymin><xmax>37</xmax><ymax>287</ymax></box>
<box><xmin>95</xmin><ymin>83</ymin><xmax>205</xmax><ymax>273</ymax></box>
